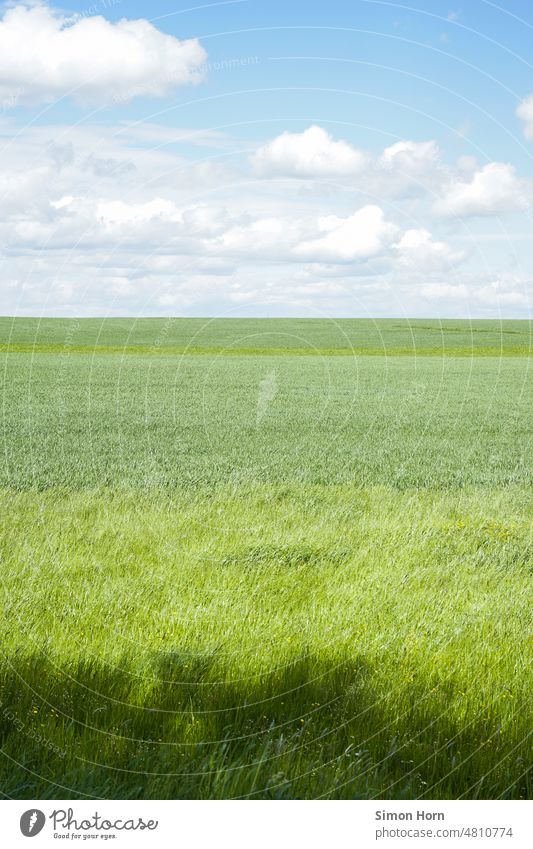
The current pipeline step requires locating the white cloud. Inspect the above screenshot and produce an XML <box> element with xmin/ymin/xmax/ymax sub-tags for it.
<box><xmin>435</xmin><ymin>162</ymin><xmax>525</xmax><ymax>217</ymax></box>
<box><xmin>294</xmin><ymin>205</ymin><xmax>397</xmax><ymax>261</ymax></box>
<box><xmin>395</xmin><ymin>228</ymin><xmax>464</xmax><ymax>269</ymax></box>
<box><xmin>0</xmin><ymin>2</ymin><xmax>207</xmax><ymax>106</ymax></box>
<box><xmin>251</xmin><ymin>125</ymin><xmax>366</xmax><ymax>177</ymax></box>
<box><xmin>251</xmin><ymin>129</ymin><xmax>447</xmax><ymax>198</ymax></box>
<box><xmin>214</xmin><ymin>215</ymin><xmax>301</xmax><ymax>256</ymax></box>
<box><xmin>516</xmin><ymin>94</ymin><xmax>533</xmax><ymax>140</ymax></box>
<box><xmin>379</xmin><ymin>140</ymin><xmax>440</xmax><ymax>173</ymax></box>
<box><xmin>374</xmin><ymin>139</ymin><xmax>445</xmax><ymax>199</ymax></box>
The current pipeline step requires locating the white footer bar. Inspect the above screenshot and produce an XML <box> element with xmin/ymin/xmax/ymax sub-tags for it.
<box><xmin>1</xmin><ymin>799</ymin><xmax>531</xmax><ymax>848</ymax></box>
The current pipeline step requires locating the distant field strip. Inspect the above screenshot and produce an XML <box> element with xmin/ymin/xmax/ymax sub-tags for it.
<box><xmin>1</xmin><ymin>317</ymin><xmax>531</xmax><ymax>354</ymax></box>
<box><xmin>1</xmin><ymin>344</ymin><xmax>531</xmax><ymax>357</ymax></box>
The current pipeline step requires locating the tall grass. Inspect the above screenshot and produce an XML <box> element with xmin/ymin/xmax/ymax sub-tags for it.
<box><xmin>0</xmin><ymin>487</ymin><xmax>530</xmax><ymax>799</ymax></box>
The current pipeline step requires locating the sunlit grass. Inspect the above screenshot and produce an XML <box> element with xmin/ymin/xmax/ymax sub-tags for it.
<box><xmin>0</xmin><ymin>486</ymin><xmax>530</xmax><ymax>799</ymax></box>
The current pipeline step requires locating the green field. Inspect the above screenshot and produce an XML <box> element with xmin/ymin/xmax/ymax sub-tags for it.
<box><xmin>0</xmin><ymin>318</ymin><xmax>531</xmax><ymax>799</ymax></box>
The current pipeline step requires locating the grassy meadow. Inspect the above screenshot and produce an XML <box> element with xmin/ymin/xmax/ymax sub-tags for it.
<box><xmin>0</xmin><ymin>317</ymin><xmax>531</xmax><ymax>799</ymax></box>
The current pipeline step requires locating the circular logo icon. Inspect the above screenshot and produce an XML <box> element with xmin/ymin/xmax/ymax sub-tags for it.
<box><xmin>20</xmin><ymin>810</ymin><xmax>46</xmax><ymax>837</ymax></box>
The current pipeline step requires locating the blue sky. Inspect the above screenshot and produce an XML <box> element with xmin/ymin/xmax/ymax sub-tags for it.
<box><xmin>1</xmin><ymin>0</ymin><xmax>533</xmax><ymax>317</ymax></box>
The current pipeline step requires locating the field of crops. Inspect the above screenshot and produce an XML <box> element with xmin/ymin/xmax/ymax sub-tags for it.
<box><xmin>0</xmin><ymin>318</ymin><xmax>531</xmax><ymax>799</ymax></box>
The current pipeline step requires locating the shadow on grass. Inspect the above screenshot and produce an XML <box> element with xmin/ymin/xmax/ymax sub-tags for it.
<box><xmin>0</xmin><ymin>651</ymin><xmax>530</xmax><ymax>800</ymax></box>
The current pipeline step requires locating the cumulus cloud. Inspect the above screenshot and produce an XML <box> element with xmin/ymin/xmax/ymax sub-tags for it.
<box><xmin>516</xmin><ymin>94</ymin><xmax>533</xmax><ymax>140</ymax></box>
<box><xmin>251</xmin><ymin>129</ymin><xmax>448</xmax><ymax>201</ymax></box>
<box><xmin>251</xmin><ymin>125</ymin><xmax>366</xmax><ymax>177</ymax></box>
<box><xmin>373</xmin><ymin>139</ymin><xmax>446</xmax><ymax>199</ymax></box>
<box><xmin>59</xmin><ymin>196</ymin><xmax>402</xmax><ymax>266</ymax></box>
<box><xmin>434</xmin><ymin>162</ymin><xmax>525</xmax><ymax>217</ymax></box>
<box><xmin>395</xmin><ymin>228</ymin><xmax>464</xmax><ymax>269</ymax></box>
<box><xmin>213</xmin><ymin>215</ymin><xmax>303</xmax><ymax>257</ymax></box>
<box><xmin>294</xmin><ymin>206</ymin><xmax>397</xmax><ymax>261</ymax></box>
<box><xmin>379</xmin><ymin>140</ymin><xmax>440</xmax><ymax>174</ymax></box>
<box><xmin>0</xmin><ymin>2</ymin><xmax>207</xmax><ymax>106</ymax></box>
